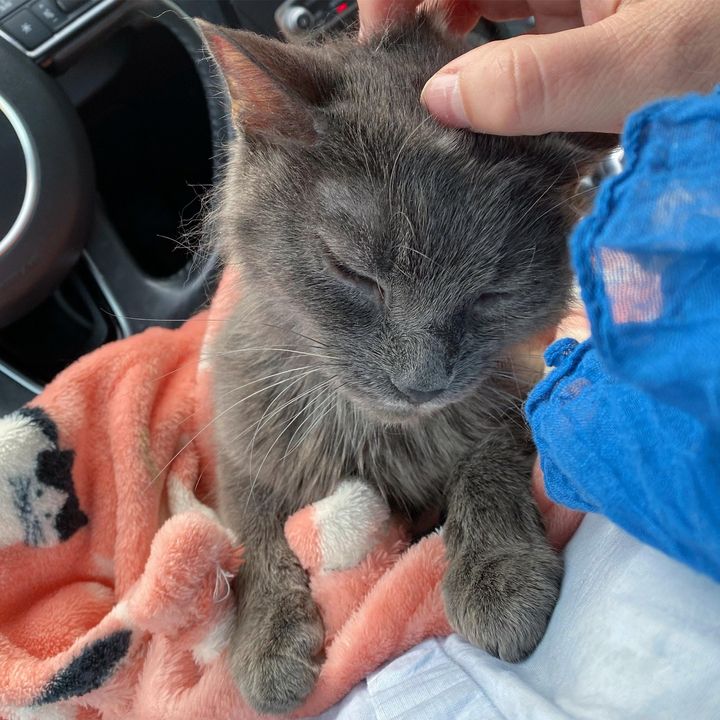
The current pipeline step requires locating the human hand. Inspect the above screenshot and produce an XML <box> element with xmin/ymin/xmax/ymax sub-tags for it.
<box><xmin>358</xmin><ymin>0</ymin><xmax>720</xmax><ymax>135</ymax></box>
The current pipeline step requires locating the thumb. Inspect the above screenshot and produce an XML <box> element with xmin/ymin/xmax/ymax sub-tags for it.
<box><xmin>422</xmin><ymin>6</ymin><xmax>673</xmax><ymax>135</ymax></box>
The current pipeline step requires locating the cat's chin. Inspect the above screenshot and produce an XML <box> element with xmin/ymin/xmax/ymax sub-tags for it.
<box><xmin>352</xmin><ymin>396</ymin><xmax>453</xmax><ymax>426</ymax></box>
<box><xmin>337</xmin><ymin>380</ymin><xmax>472</xmax><ymax>425</ymax></box>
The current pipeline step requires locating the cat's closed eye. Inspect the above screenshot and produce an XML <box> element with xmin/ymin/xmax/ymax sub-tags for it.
<box><xmin>323</xmin><ymin>244</ymin><xmax>385</xmax><ymax>303</ymax></box>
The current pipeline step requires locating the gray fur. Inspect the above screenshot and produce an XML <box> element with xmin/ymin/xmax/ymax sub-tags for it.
<box><xmin>198</xmin><ymin>16</ymin><xmax>613</xmax><ymax>714</ymax></box>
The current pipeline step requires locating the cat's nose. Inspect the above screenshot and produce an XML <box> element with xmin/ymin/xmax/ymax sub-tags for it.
<box><xmin>388</xmin><ymin>332</ymin><xmax>456</xmax><ymax>405</ymax></box>
<box><xmin>391</xmin><ymin>380</ymin><xmax>446</xmax><ymax>405</ymax></box>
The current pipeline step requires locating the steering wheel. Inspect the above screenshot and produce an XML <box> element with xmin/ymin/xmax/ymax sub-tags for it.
<box><xmin>0</xmin><ymin>40</ymin><xmax>92</xmax><ymax>327</ymax></box>
<box><xmin>0</xmin><ymin>0</ymin><xmax>231</xmax><ymax>407</ymax></box>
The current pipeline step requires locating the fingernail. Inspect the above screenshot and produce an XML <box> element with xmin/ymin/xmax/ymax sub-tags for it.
<box><xmin>421</xmin><ymin>71</ymin><xmax>469</xmax><ymax>128</ymax></box>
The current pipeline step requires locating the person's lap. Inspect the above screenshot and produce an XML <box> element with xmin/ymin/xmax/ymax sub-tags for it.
<box><xmin>317</xmin><ymin>514</ymin><xmax>720</xmax><ymax>719</ymax></box>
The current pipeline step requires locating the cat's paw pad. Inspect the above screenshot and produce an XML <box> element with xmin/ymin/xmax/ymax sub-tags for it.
<box><xmin>443</xmin><ymin>542</ymin><xmax>562</xmax><ymax>662</ymax></box>
<box><xmin>230</xmin><ymin>595</ymin><xmax>324</xmax><ymax>714</ymax></box>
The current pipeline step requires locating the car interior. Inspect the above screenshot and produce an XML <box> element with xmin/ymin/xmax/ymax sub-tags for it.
<box><xmin>0</xmin><ymin>0</ymin><xmax>554</xmax><ymax>416</ymax></box>
<box><xmin>1</xmin><ymin>3</ymin><xmax>713</xmax><ymax>717</ymax></box>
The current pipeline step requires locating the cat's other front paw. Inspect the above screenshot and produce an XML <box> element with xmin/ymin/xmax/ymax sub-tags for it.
<box><xmin>229</xmin><ymin>589</ymin><xmax>324</xmax><ymax>715</ymax></box>
<box><xmin>443</xmin><ymin>542</ymin><xmax>562</xmax><ymax>662</ymax></box>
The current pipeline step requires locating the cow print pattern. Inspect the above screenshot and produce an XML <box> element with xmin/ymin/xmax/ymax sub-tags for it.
<box><xmin>34</xmin><ymin>630</ymin><xmax>132</xmax><ymax>705</ymax></box>
<box><xmin>0</xmin><ymin>407</ymin><xmax>88</xmax><ymax>549</ymax></box>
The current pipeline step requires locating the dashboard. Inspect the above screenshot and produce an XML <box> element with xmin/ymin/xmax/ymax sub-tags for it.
<box><xmin>0</xmin><ymin>0</ymin><xmax>121</xmax><ymax>58</ymax></box>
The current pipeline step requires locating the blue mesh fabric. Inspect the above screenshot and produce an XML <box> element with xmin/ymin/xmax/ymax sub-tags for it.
<box><xmin>526</xmin><ymin>90</ymin><xmax>720</xmax><ymax>582</ymax></box>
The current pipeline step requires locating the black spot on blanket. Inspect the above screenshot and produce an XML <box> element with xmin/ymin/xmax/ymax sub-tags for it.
<box><xmin>34</xmin><ymin>630</ymin><xmax>132</xmax><ymax>704</ymax></box>
<box><xmin>35</xmin><ymin>442</ymin><xmax>88</xmax><ymax>541</ymax></box>
<box><xmin>14</xmin><ymin>406</ymin><xmax>88</xmax><ymax>544</ymax></box>
<box><xmin>19</xmin><ymin>406</ymin><xmax>59</xmax><ymax>444</ymax></box>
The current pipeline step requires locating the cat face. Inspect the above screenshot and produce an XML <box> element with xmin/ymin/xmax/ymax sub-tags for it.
<box><xmin>251</xmin><ymin>145</ymin><xmax>574</xmax><ymax>421</ymax></box>
<box><xmin>200</xmin><ymin>18</ymin><xmax>614</xmax><ymax>422</ymax></box>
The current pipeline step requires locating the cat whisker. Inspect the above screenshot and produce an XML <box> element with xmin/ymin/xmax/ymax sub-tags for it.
<box><xmin>106</xmin><ymin>294</ymin><xmax>337</xmax><ymax>358</ymax></box>
<box><xmin>482</xmin><ymin>379</ymin><xmax>525</xmax><ymax>402</ymax></box>
<box><xmin>510</xmin><ymin>162</ymin><xmax>569</xmax><ymax>233</ymax></box>
<box><xmin>248</xmin><ymin>377</ymin><xmax>335</xmax><ymax>475</ymax></box>
<box><xmin>245</xmin><ymin>377</ymin><xmax>311</xmax><ymax>461</ymax></box>
<box><xmin>504</xmin><ymin>354</ymin><xmax>524</xmax><ymax>400</ymax></box>
<box><xmin>280</xmin><ymin>384</ymin><xmax>341</xmax><ymax>462</ymax></box>
<box><xmin>281</xmin><ymin>385</ymin><xmax>345</xmax><ymax>463</ymax></box>
<box><xmin>150</xmin><ymin>344</ymin><xmax>335</xmax><ymax>383</ymax></box>
<box><xmin>398</xmin><ymin>242</ymin><xmax>441</xmax><ymax>270</ymax></box>
<box><xmin>244</xmin><ymin>379</ymin><xmax>336</xmax><ymax>512</ymax></box>
<box><xmin>217</xmin><ymin>319</ymin><xmax>333</xmax><ymax>349</ymax></box>
<box><xmin>525</xmin><ymin>184</ymin><xmax>598</xmax><ymax>235</ymax></box>
<box><xmin>100</xmin><ymin>309</ymin><xmax>206</xmax><ymax>324</ymax></box>
<box><xmin>490</xmin><ymin>370</ymin><xmax>536</xmax><ymax>385</ymax></box>
<box><xmin>257</xmin><ymin>325</ymin><xmax>331</xmax><ymax>349</ymax></box>
<box><xmin>211</xmin><ymin>347</ymin><xmax>339</xmax><ymax>361</ymax></box>
<box><xmin>224</xmin><ymin>378</ymin><xmax>329</xmax><ymax>455</ymax></box>
<box><xmin>217</xmin><ymin>364</ymin><xmax>318</xmax><ymax>401</ymax></box>
<box><xmin>288</xmin><ymin>401</ymin><xmax>337</xmax><ymax>460</ymax></box>
<box><xmin>144</xmin><ymin>370</ymin><xmax>324</xmax><ymax>490</ymax></box>
<box><xmin>174</xmin><ymin>365</ymin><xmax>323</xmax><ymax>429</ymax></box>
<box><xmin>478</xmin><ymin>390</ymin><xmax>526</xmax><ymax>429</ymax></box>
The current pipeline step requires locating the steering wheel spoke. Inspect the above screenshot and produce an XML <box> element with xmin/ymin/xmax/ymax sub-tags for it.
<box><xmin>85</xmin><ymin>206</ymin><xmax>219</xmax><ymax>336</ymax></box>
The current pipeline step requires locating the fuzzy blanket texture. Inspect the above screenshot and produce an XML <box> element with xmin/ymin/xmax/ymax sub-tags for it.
<box><xmin>0</xmin><ymin>273</ymin><xmax>585</xmax><ymax>720</ymax></box>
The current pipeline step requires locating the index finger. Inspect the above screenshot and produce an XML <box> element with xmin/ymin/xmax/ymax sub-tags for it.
<box><xmin>358</xmin><ymin>0</ymin><xmax>422</xmax><ymax>38</ymax></box>
<box><xmin>358</xmin><ymin>0</ymin><xmax>533</xmax><ymax>39</ymax></box>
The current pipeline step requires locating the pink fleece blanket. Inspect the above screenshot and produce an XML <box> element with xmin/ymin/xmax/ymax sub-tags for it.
<box><xmin>0</xmin><ymin>275</ymin><xmax>585</xmax><ymax>720</ymax></box>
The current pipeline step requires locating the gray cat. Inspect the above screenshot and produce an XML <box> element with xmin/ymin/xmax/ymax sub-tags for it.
<box><xmin>197</xmin><ymin>14</ymin><xmax>614</xmax><ymax>715</ymax></box>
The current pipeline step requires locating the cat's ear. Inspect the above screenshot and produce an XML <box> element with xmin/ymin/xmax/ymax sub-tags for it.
<box><xmin>521</xmin><ymin>131</ymin><xmax>619</xmax><ymax>188</ymax></box>
<box><xmin>562</xmin><ymin>132</ymin><xmax>620</xmax><ymax>175</ymax></box>
<box><xmin>555</xmin><ymin>132</ymin><xmax>620</xmax><ymax>215</ymax></box>
<box><xmin>195</xmin><ymin>20</ymin><xmax>332</xmax><ymax>145</ymax></box>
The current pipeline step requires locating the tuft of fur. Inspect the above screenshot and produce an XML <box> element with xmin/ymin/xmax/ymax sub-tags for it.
<box><xmin>198</xmin><ymin>16</ymin><xmax>614</xmax><ymax>714</ymax></box>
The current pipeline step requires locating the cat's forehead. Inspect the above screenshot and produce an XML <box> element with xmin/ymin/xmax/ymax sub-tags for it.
<box><xmin>313</xmin><ymin>171</ymin><xmax>506</xmax><ymax>297</ymax></box>
<box><xmin>315</xmin><ymin>178</ymin><xmax>380</xmax><ymax>225</ymax></box>
<box><xmin>306</xmin><ymin>112</ymin><xmax>560</xmax><ymax>281</ymax></box>
<box><xmin>316</xmin><ymin>123</ymin><xmax>479</xmax><ymax>215</ymax></box>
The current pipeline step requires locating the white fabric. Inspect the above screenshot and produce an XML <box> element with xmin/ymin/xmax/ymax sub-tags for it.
<box><xmin>315</xmin><ymin>514</ymin><xmax>720</xmax><ymax>719</ymax></box>
<box><xmin>315</xmin><ymin>479</ymin><xmax>390</xmax><ymax>571</ymax></box>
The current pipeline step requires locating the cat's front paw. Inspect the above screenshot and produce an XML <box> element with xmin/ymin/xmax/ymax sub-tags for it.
<box><xmin>443</xmin><ymin>542</ymin><xmax>562</xmax><ymax>662</ymax></box>
<box><xmin>229</xmin><ymin>589</ymin><xmax>324</xmax><ymax>715</ymax></box>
